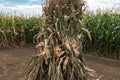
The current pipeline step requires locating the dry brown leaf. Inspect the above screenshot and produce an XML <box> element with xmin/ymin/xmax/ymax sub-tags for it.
<box><xmin>14</xmin><ymin>31</ymin><xmax>19</xmax><ymax>36</ymax></box>
<box><xmin>43</xmin><ymin>49</ymin><xmax>50</xmax><ymax>65</ymax></box>
<box><xmin>71</xmin><ymin>43</ymin><xmax>77</xmax><ymax>48</ymax></box>
<box><xmin>36</xmin><ymin>32</ymin><xmax>44</xmax><ymax>39</ymax></box>
<box><xmin>47</xmin><ymin>27</ymin><xmax>53</xmax><ymax>32</ymax></box>
<box><xmin>73</xmin><ymin>48</ymin><xmax>80</xmax><ymax>57</ymax></box>
<box><xmin>71</xmin><ymin>42</ymin><xmax>80</xmax><ymax>57</ymax></box>
<box><xmin>54</xmin><ymin>45</ymin><xmax>62</xmax><ymax>57</ymax></box>
<box><xmin>63</xmin><ymin>56</ymin><xmax>69</xmax><ymax>71</ymax></box>
<box><xmin>84</xmin><ymin>66</ymin><xmax>97</xmax><ymax>78</ymax></box>
<box><xmin>88</xmin><ymin>72</ymin><xmax>96</xmax><ymax>77</ymax></box>
<box><xmin>96</xmin><ymin>75</ymin><xmax>103</xmax><ymax>80</ymax></box>
<box><xmin>64</xmin><ymin>15</ymin><xmax>69</xmax><ymax>22</ymax></box>
<box><xmin>81</xmin><ymin>27</ymin><xmax>92</xmax><ymax>42</ymax></box>
<box><xmin>71</xmin><ymin>43</ymin><xmax>79</xmax><ymax>49</ymax></box>
<box><xmin>44</xmin><ymin>53</ymin><xmax>48</xmax><ymax>64</ymax></box>
<box><xmin>59</xmin><ymin>51</ymin><xmax>65</xmax><ymax>57</ymax></box>
<box><xmin>84</xmin><ymin>66</ymin><xmax>96</xmax><ymax>73</ymax></box>
<box><xmin>36</xmin><ymin>42</ymin><xmax>44</xmax><ymax>49</ymax></box>
<box><xmin>77</xmin><ymin>34</ymin><xmax>82</xmax><ymax>39</ymax></box>
<box><xmin>6</xmin><ymin>29</ymin><xmax>11</xmax><ymax>33</ymax></box>
<box><xmin>64</xmin><ymin>39</ymin><xmax>71</xmax><ymax>51</ymax></box>
<box><xmin>36</xmin><ymin>42</ymin><xmax>44</xmax><ymax>53</ymax></box>
<box><xmin>57</xmin><ymin>32</ymin><xmax>61</xmax><ymax>38</ymax></box>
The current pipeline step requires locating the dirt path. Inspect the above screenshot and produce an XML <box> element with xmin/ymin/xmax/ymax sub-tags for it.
<box><xmin>0</xmin><ymin>46</ymin><xmax>120</xmax><ymax>80</ymax></box>
<box><xmin>84</xmin><ymin>55</ymin><xmax>120</xmax><ymax>80</ymax></box>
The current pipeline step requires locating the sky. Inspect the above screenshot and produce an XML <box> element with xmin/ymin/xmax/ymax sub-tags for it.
<box><xmin>0</xmin><ymin>0</ymin><xmax>120</xmax><ymax>16</ymax></box>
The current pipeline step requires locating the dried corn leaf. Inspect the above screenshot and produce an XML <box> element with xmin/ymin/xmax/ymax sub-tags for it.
<box><xmin>36</xmin><ymin>32</ymin><xmax>44</xmax><ymax>39</ymax></box>
<box><xmin>82</xmin><ymin>27</ymin><xmax>92</xmax><ymax>42</ymax></box>
<box><xmin>63</xmin><ymin>56</ymin><xmax>69</xmax><ymax>71</ymax></box>
<box><xmin>54</xmin><ymin>45</ymin><xmax>62</xmax><ymax>57</ymax></box>
<box><xmin>43</xmin><ymin>53</ymin><xmax>49</xmax><ymax>64</ymax></box>
<box><xmin>25</xmin><ymin>0</ymin><xmax>97</xmax><ymax>80</ymax></box>
<box><xmin>73</xmin><ymin>48</ymin><xmax>80</xmax><ymax>57</ymax></box>
<box><xmin>0</xmin><ymin>28</ymin><xmax>4</xmax><ymax>33</ymax></box>
<box><xmin>36</xmin><ymin>42</ymin><xmax>44</xmax><ymax>49</ymax></box>
<box><xmin>6</xmin><ymin>29</ymin><xmax>11</xmax><ymax>33</ymax></box>
<box><xmin>64</xmin><ymin>39</ymin><xmax>71</xmax><ymax>51</ymax></box>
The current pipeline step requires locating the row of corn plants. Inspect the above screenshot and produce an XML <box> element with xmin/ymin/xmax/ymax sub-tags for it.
<box><xmin>0</xmin><ymin>11</ymin><xmax>120</xmax><ymax>60</ymax></box>
<box><xmin>0</xmin><ymin>14</ymin><xmax>43</xmax><ymax>47</ymax></box>
<box><xmin>83</xmin><ymin>13</ymin><xmax>120</xmax><ymax>59</ymax></box>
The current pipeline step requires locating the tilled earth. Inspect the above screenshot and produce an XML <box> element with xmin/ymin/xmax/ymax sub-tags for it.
<box><xmin>0</xmin><ymin>45</ymin><xmax>120</xmax><ymax>80</ymax></box>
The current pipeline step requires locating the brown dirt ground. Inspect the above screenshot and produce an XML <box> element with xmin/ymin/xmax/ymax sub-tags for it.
<box><xmin>0</xmin><ymin>45</ymin><xmax>120</xmax><ymax>80</ymax></box>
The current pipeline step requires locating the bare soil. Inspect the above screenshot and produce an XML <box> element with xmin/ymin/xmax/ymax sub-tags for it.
<box><xmin>0</xmin><ymin>45</ymin><xmax>120</xmax><ymax>80</ymax></box>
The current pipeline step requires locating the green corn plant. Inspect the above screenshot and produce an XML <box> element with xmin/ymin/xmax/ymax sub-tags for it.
<box><xmin>0</xmin><ymin>14</ymin><xmax>9</xmax><ymax>47</ymax></box>
<box><xmin>0</xmin><ymin>13</ymin><xmax>42</xmax><ymax>47</ymax></box>
<box><xmin>84</xmin><ymin>12</ymin><xmax>120</xmax><ymax>59</ymax></box>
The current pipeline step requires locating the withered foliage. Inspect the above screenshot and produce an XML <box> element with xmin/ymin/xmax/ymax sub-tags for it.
<box><xmin>24</xmin><ymin>0</ymin><xmax>97</xmax><ymax>80</ymax></box>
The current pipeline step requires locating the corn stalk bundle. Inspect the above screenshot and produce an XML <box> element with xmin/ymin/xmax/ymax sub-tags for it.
<box><xmin>24</xmin><ymin>0</ymin><xmax>96</xmax><ymax>80</ymax></box>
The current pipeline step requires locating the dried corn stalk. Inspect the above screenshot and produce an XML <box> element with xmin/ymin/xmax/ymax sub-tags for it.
<box><xmin>24</xmin><ymin>0</ymin><xmax>96</xmax><ymax>80</ymax></box>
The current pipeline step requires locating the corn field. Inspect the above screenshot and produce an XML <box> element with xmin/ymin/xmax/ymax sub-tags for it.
<box><xmin>0</xmin><ymin>11</ymin><xmax>120</xmax><ymax>60</ymax></box>
<box><xmin>0</xmin><ymin>0</ymin><xmax>119</xmax><ymax>79</ymax></box>
<box><xmin>84</xmin><ymin>13</ymin><xmax>120</xmax><ymax>59</ymax></box>
<box><xmin>0</xmin><ymin>14</ymin><xmax>43</xmax><ymax>47</ymax></box>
